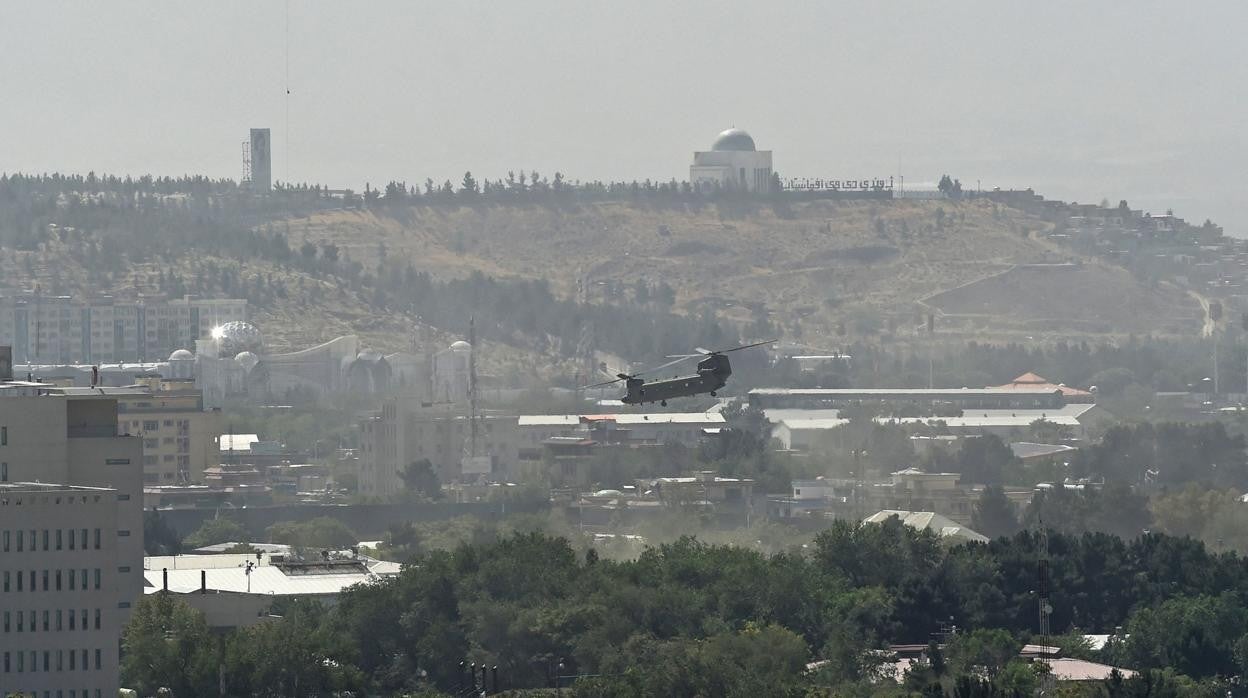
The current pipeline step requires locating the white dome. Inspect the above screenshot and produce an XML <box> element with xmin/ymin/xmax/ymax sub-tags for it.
<box><xmin>234</xmin><ymin>351</ymin><xmax>260</xmax><ymax>371</ymax></box>
<box><xmin>712</xmin><ymin>128</ymin><xmax>757</xmax><ymax>152</ymax></box>
<box><xmin>357</xmin><ymin>348</ymin><xmax>383</xmax><ymax>362</ymax></box>
<box><xmin>211</xmin><ymin>321</ymin><xmax>264</xmax><ymax>359</ymax></box>
<box><xmin>169</xmin><ymin>349</ymin><xmax>194</xmax><ymax>361</ymax></box>
<box><xmin>450</xmin><ymin>340</ymin><xmax>471</xmax><ymax>350</ymax></box>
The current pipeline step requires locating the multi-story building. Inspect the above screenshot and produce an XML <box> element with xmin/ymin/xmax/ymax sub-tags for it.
<box><xmin>0</xmin><ymin>294</ymin><xmax>247</xmax><ymax>364</ymax></box>
<box><xmin>0</xmin><ymin>482</ymin><xmax>122</xmax><ymax>697</ymax></box>
<box><xmin>0</xmin><ymin>378</ymin><xmax>143</xmax><ymax>697</ymax></box>
<box><xmin>358</xmin><ymin>397</ymin><xmax>519</xmax><ymax>498</ymax></box>
<box><xmin>111</xmin><ymin>382</ymin><xmax>222</xmax><ymax>485</ymax></box>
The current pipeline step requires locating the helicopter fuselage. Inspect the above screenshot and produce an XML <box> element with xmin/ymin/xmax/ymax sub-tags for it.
<box><xmin>620</xmin><ymin>355</ymin><xmax>732</xmax><ymax>405</ymax></box>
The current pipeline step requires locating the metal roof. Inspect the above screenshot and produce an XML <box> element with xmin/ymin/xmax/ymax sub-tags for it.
<box><xmin>750</xmin><ymin>387</ymin><xmax>1060</xmax><ymax>396</ymax></box>
<box><xmin>518</xmin><ymin>413</ymin><xmax>725</xmax><ymax>427</ymax></box>
<box><xmin>863</xmin><ymin>510</ymin><xmax>989</xmax><ymax>544</ymax></box>
<box><xmin>145</xmin><ymin>566</ymin><xmax>378</xmax><ymax>596</ymax></box>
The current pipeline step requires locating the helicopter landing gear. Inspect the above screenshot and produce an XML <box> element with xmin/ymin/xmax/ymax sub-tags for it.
<box><xmin>710</xmin><ymin>391</ymin><xmax>717</xmax><ymax>397</ymax></box>
<box><xmin>660</xmin><ymin>400</ymin><xmax>667</xmax><ymax>407</ymax></box>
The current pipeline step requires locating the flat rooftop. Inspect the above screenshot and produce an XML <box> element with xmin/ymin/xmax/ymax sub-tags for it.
<box><xmin>0</xmin><ymin>482</ymin><xmax>114</xmax><ymax>493</ymax></box>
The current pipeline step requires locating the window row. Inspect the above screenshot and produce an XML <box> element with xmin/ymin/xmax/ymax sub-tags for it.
<box><xmin>2</xmin><ymin>609</ymin><xmax>100</xmax><ymax>633</ymax></box>
<box><xmin>0</xmin><ymin>690</ymin><xmax>103</xmax><ymax>698</ymax></box>
<box><xmin>1</xmin><ymin>530</ymin><xmax>102</xmax><ymax>553</ymax></box>
<box><xmin>2</xmin><ymin>569</ymin><xmax>102</xmax><ymax>593</ymax></box>
<box><xmin>2</xmin><ymin>647</ymin><xmax>104</xmax><ymax>674</ymax></box>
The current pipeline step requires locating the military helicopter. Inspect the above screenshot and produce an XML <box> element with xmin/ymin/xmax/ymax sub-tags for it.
<box><xmin>587</xmin><ymin>340</ymin><xmax>776</xmax><ymax>406</ymax></box>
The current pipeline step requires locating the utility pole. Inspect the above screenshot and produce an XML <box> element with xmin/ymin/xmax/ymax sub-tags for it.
<box><xmin>1214</xmin><ymin>335</ymin><xmax>1220</xmax><ymax>396</ymax></box>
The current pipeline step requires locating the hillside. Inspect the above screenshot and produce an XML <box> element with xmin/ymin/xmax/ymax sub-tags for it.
<box><xmin>281</xmin><ymin>198</ymin><xmax>1200</xmax><ymax>343</ymax></box>
<box><xmin>0</xmin><ymin>188</ymin><xmax>1206</xmax><ymax>384</ymax></box>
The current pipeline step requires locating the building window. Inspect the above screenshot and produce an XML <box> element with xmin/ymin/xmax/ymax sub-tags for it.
<box><xmin>56</xmin><ymin>529</ymin><xmax>62</xmax><ymax>550</ymax></box>
<box><xmin>118</xmin><ymin>529</ymin><xmax>130</xmax><ymax>538</ymax></box>
<box><xmin>94</xmin><ymin>529</ymin><xmax>100</xmax><ymax>549</ymax></box>
<box><xmin>68</xmin><ymin>529</ymin><xmax>74</xmax><ymax>550</ymax></box>
<box><xmin>93</xmin><ymin>569</ymin><xmax>99</xmax><ymax>590</ymax></box>
<box><xmin>55</xmin><ymin>569</ymin><xmax>61</xmax><ymax>591</ymax></box>
<box><xmin>3</xmin><ymin>530</ymin><xmax>8</xmax><ymax>552</ymax></box>
<box><xmin>1</xmin><ymin>462</ymin><xmax>6</xmax><ymax>481</ymax></box>
<box><xmin>94</xmin><ymin>609</ymin><xmax>100</xmax><ymax>629</ymax></box>
<box><xmin>15</xmin><ymin>530</ymin><xmax>21</xmax><ymax>552</ymax></box>
<box><xmin>1</xmin><ymin>426</ymin><xmax>6</xmax><ymax>445</ymax></box>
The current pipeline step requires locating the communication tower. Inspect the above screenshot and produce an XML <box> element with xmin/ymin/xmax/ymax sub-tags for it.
<box><xmin>241</xmin><ymin>140</ymin><xmax>252</xmax><ymax>187</ymax></box>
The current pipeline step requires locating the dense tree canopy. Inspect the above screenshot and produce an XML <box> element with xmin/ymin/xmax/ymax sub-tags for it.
<box><xmin>124</xmin><ymin>520</ymin><xmax>1248</xmax><ymax>695</ymax></box>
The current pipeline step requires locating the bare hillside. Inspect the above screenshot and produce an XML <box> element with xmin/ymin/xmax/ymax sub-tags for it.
<box><xmin>282</xmin><ymin>198</ymin><xmax>1201</xmax><ymax>343</ymax></box>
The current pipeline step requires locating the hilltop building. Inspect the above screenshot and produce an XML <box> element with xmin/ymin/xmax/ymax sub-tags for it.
<box><xmin>690</xmin><ymin>128</ymin><xmax>774</xmax><ymax>193</ymax></box>
<box><xmin>248</xmin><ymin>128</ymin><xmax>272</xmax><ymax>193</ymax></box>
<box><xmin>0</xmin><ymin>294</ymin><xmax>247</xmax><ymax>364</ymax></box>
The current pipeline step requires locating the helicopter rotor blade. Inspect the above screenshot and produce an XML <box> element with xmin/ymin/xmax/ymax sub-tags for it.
<box><xmin>704</xmin><ymin>339</ymin><xmax>780</xmax><ymax>355</ymax></box>
<box><xmin>632</xmin><ymin>355</ymin><xmax>695</xmax><ymax>378</ymax></box>
<box><xmin>584</xmin><ymin>376</ymin><xmax>626</xmax><ymax>389</ymax></box>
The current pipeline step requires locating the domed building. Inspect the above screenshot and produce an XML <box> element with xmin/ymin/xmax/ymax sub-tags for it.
<box><xmin>690</xmin><ymin>127</ymin><xmax>774</xmax><ymax>193</ymax></box>
<box><xmin>210</xmin><ymin>321</ymin><xmax>264</xmax><ymax>359</ymax></box>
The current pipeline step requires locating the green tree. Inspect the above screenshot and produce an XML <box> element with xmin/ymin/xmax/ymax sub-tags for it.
<box><xmin>182</xmin><ymin>516</ymin><xmax>249</xmax><ymax>550</ymax></box>
<box><xmin>266</xmin><ymin>517</ymin><xmax>358</xmax><ymax>550</ymax></box>
<box><xmin>972</xmin><ymin>485</ymin><xmax>1020</xmax><ymax>538</ymax></box>
<box><xmin>956</xmin><ymin>434</ymin><xmax>1019</xmax><ymax>485</ymax></box>
<box><xmin>144</xmin><ymin>509</ymin><xmax>183</xmax><ymax>555</ymax></box>
<box><xmin>121</xmin><ymin>594</ymin><xmax>221</xmax><ymax>696</ymax></box>
<box><xmin>400</xmin><ymin>458</ymin><xmax>443</xmax><ymax>501</ymax></box>
<box><xmin>222</xmin><ymin>600</ymin><xmax>365</xmax><ymax>696</ymax></box>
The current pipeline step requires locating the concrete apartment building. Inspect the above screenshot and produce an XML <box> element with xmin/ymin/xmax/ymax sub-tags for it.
<box><xmin>0</xmin><ymin>483</ymin><xmax>122</xmax><ymax>697</ymax></box>
<box><xmin>0</xmin><ymin>294</ymin><xmax>246</xmax><ymax>364</ymax></box>
<box><xmin>358</xmin><ymin>397</ymin><xmax>519</xmax><ymax>497</ymax></box>
<box><xmin>114</xmin><ymin>385</ymin><xmax>221</xmax><ymax>485</ymax></box>
<box><xmin>0</xmin><ymin>368</ymin><xmax>143</xmax><ymax>697</ymax></box>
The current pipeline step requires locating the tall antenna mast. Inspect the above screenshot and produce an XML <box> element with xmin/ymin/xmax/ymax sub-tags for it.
<box><xmin>1037</xmin><ymin>512</ymin><xmax>1052</xmax><ymax>646</ymax></box>
<box><xmin>468</xmin><ymin>316</ymin><xmax>478</xmax><ymax>459</ymax></box>
<box><xmin>284</xmin><ymin>0</ymin><xmax>291</xmax><ymax>185</ymax></box>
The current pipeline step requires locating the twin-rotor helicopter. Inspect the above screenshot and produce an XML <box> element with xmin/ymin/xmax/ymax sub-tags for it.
<box><xmin>587</xmin><ymin>340</ymin><xmax>776</xmax><ymax>406</ymax></box>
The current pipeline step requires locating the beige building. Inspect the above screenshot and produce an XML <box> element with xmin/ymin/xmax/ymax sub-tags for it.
<box><xmin>0</xmin><ymin>384</ymin><xmax>144</xmax><ymax>697</ymax></box>
<box><xmin>112</xmin><ymin>384</ymin><xmax>221</xmax><ymax>485</ymax></box>
<box><xmin>0</xmin><ymin>483</ymin><xmax>125</xmax><ymax>697</ymax></box>
<box><xmin>358</xmin><ymin>397</ymin><xmax>520</xmax><ymax>498</ymax></box>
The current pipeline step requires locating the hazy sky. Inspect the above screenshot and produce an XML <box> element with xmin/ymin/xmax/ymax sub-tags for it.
<box><xmin>3</xmin><ymin>1</ymin><xmax>1245</xmax><ymax>231</ymax></box>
